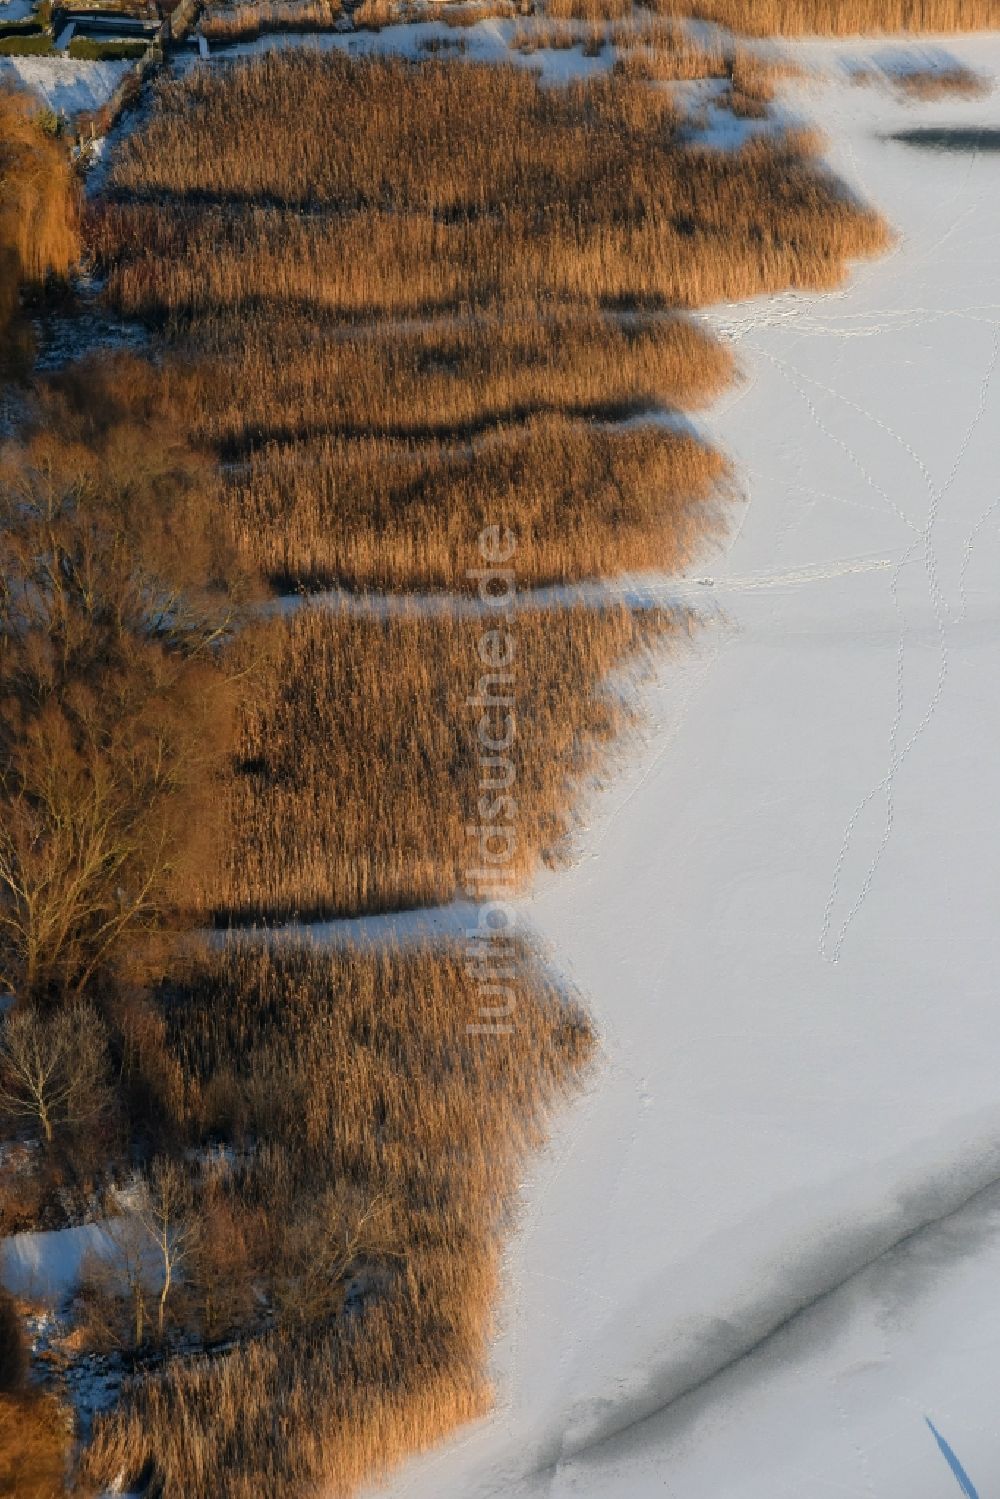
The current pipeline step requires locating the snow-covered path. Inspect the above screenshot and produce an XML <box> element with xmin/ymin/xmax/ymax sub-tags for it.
<box><xmin>370</xmin><ymin>34</ymin><xmax>1000</xmax><ymax>1499</ymax></box>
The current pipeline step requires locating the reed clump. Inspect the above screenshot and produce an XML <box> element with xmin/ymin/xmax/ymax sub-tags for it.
<box><xmin>205</xmin><ymin>602</ymin><xmax>681</xmax><ymax>923</ymax></box>
<box><xmin>199</xmin><ymin>0</ymin><xmax>342</xmax><ymax>42</ymax></box>
<box><xmin>546</xmin><ymin>0</ymin><xmax>630</xmax><ymax>20</ymax></box>
<box><xmin>892</xmin><ymin>63</ymin><xmax>991</xmax><ymax>97</ymax></box>
<box><xmin>0</xmin><ymin>1390</ymin><xmax>69</xmax><ymax>1499</ymax></box>
<box><xmin>167</xmin><ymin>312</ymin><xmax>732</xmax><ymax>455</ymax></box>
<box><xmin>226</xmin><ymin>414</ymin><xmax>729</xmax><ymax>593</ymax></box>
<box><xmin>107</xmin><ymin>54</ymin><xmax>679</xmax><ymax>208</ymax></box>
<box><xmin>80</xmin><ymin>939</ymin><xmax>595</xmax><ymax>1499</ymax></box>
<box><xmin>626</xmin><ymin>0</ymin><xmax>1000</xmax><ymax>33</ymax></box>
<box><xmin>0</xmin><ymin>84</ymin><xmax>79</xmax><ymax>361</ymax></box>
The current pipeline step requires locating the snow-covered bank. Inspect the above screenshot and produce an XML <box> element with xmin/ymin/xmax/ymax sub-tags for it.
<box><xmin>0</xmin><ymin>55</ymin><xmax>130</xmax><ymax>114</ymax></box>
<box><xmin>1</xmin><ymin>1220</ymin><xmax>120</xmax><ymax>1303</ymax></box>
<box><xmin>374</xmin><ymin>32</ymin><xmax>1000</xmax><ymax>1499</ymax></box>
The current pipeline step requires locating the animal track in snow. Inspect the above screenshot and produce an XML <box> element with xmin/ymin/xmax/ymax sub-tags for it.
<box><xmin>817</xmin><ymin>323</ymin><xmax>1000</xmax><ymax>963</ymax></box>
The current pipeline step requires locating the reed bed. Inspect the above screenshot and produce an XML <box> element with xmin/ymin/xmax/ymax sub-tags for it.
<box><xmin>226</xmin><ymin>415</ymin><xmax>729</xmax><ymax>593</ymax></box>
<box><xmin>205</xmin><ymin>603</ymin><xmax>680</xmax><ymax>923</ymax></box>
<box><xmin>94</xmin><ymin>54</ymin><xmax>887</xmax><ymax>323</ymax></box>
<box><xmin>439</xmin><ymin>0</ymin><xmax>517</xmax><ymax>25</ymax></box>
<box><xmin>81</xmin><ymin>940</ymin><xmax>595</xmax><ymax>1499</ymax></box>
<box><xmin>94</xmin><ymin>164</ymin><xmax>885</xmax><ymax>322</ymax></box>
<box><xmin>199</xmin><ymin>0</ymin><xmax>342</xmax><ymax>42</ymax></box>
<box><xmin>167</xmin><ymin>312</ymin><xmax>732</xmax><ymax>453</ymax></box>
<box><xmin>509</xmin><ymin>17</ymin><xmax>580</xmax><ymax>48</ymax></box>
<box><xmin>545</xmin><ymin>0</ymin><xmax>630</xmax><ymax>19</ymax></box>
<box><xmin>107</xmin><ymin>55</ymin><xmax>680</xmax><ymax>208</ymax></box>
<box><xmin>552</xmin><ymin>0</ymin><xmax>1000</xmax><ymax>29</ymax></box>
<box><xmin>11</xmin><ymin>27</ymin><xmax>908</xmax><ymax>1499</ymax></box>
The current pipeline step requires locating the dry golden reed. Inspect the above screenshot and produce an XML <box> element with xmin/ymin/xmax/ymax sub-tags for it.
<box><xmin>226</xmin><ymin>414</ymin><xmax>729</xmax><ymax>593</ymax></box>
<box><xmin>205</xmin><ymin>602</ymin><xmax>681</xmax><ymax>923</ymax></box>
<box><xmin>0</xmin><ymin>89</ymin><xmax>78</xmax><ymax>286</ymax></box>
<box><xmin>53</xmin><ymin>27</ymin><xmax>906</xmax><ymax>1499</ymax></box>
<box><xmin>108</xmin><ymin>54</ymin><xmax>677</xmax><ymax>207</ymax></box>
<box><xmin>95</xmin><ymin>54</ymin><xmax>888</xmax><ymax>322</ymax></box>
<box><xmin>509</xmin><ymin>17</ymin><xmax>580</xmax><ymax>47</ymax></box>
<box><xmin>0</xmin><ymin>1391</ymin><xmax>69</xmax><ymax>1499</ymax></box>
<box><xmin>168</xmin><ymin>312</ymin><xmax>732</xmax><ymax>453</ymax></box>
<box><xmin>546</xmin><ymin>0</ymin><xmax>630</xmax><ymax>19</ymax></box>
<box><xmin>81</xmin><ymin>939</ymin><xmax>595</xmax><ymax>1499</ymax></box>
<box><xmin>608</xmin><ymin>19</ymin><xmax>728</xmax><ymax>78</ymax></box>
<box><xmin>559</xmin><ymin>0</ymin><xmax>1000</xmax><ymax>30</ymax></box>
<box><xmin>0</xmin><ymin>85</ymin><xmax>79</xmax><ymax>351</ymax></box>
<box><xmin>199</xmin><ymin>0</ymin><xmax>342</xmax><ymax>41</ymax></box>
<box><xmin>891</xmin><ymin>62</ymin><xmax>992</xmax><ymax>96</ymax></box>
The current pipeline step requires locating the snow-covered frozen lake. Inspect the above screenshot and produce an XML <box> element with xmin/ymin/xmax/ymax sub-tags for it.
<box><xmin>367</xmin><ymin>30</ymin><xmax>1000</xmax><ymax>1499</ymax></box>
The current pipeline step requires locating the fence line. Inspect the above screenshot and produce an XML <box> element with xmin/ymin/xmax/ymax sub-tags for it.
<box><xmin>74</xmin><ymin>0</ymin><xmax>200</xmax><ymax>143</ymax></box>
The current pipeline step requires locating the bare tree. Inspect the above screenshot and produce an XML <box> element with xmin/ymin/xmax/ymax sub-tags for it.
<box><xmin>128</xmin><ymin>1158</ymin><xmax>201</xmax><ymax>1343</ymax></box>
<box><xmin>0</xmin><ymin>1000</ymin><xmax>109</xmax><ymax>1144</ymax></box>
<box><xmin>0</xmin><ymin>372</ymin><xmax>247</xmax><ymax>1000</ymax></box>
<box><xmin>96</xmin><ymin>1216</ymin><xmax>154</xmax><ymax>1350</ymax></box>
<box><xmin>0</xmin><ymin>670</ymin><xmax>226</xmax><ymax>998</ymax></box>
<box><xmin>98</xmin><ymin>1162</ymin><xmax>201</xmax><ymax>1348</ymax></box>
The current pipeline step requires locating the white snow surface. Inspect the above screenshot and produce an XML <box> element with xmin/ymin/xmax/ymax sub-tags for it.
<box><xmin>200</xmin><ymin>19</ymin><xmax>615</xmax><ymax>80</ymax></box>
<box><xmin>0</xmin><ymin>56</ymin><xmax>130</xmax><ymax>114</ymax></box>
<box><xmin>367</xmin><ymin>32</ymin><xmax>1000</xmax><ymax>1499</ymax></box>
<box><xmin>1</xmin><ymin>1220</ymin><xmax>121</xmax><ymax>1303</ymax></box>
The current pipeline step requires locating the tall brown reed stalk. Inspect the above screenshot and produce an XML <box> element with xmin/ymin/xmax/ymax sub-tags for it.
<box><xmin>81</xmin><ymin>940</ymin><xmax>595</xmax><ymax>1499</ymax></box>
<box><xmin>226</xmin><ymin>414</ymin><xmax>729</xmax><ymax>593</ymax></box>
<box><xmin>586</xmin><ymin>0</ymin><xmax>1000</xmax><ymax>30</ymax></box>
<box><xmin>94</xmin><ymin>56</ymin><xmax>887</xmax><ymax>322</ymax></box>
<box><xmin>174</xmin><ymin>312</ymin><xmax>731</xmax><ymax>453</ymax></box>
<box><xmin>205</xmin><ymin>602</ymin><xmax>683</xmax><ymax>922</ymax></box>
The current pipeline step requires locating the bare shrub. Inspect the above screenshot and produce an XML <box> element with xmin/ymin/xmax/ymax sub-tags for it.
<box><xmin>81</xmin><ymin>1160</ymin><xmax>202</xmax><ymax>1347</ymax></box>
<box><xmin>0</xmin><ymin>362</ymin><xmax>245</xmax><ymax>997</ymax></box>
<box><xmin>273</xmin><ymin>1188</ymin><xmax>399</xmax><ymax>1328</ymax></box>
<box><xmin>130</xmin><ymin>1157</ymin><xmax>201</xmax><ymax>1341</ymax></box>
<box><xmin>0</xmin><ymin>670</ymin><xmax>233</xmax><ymax>998</ymax></box>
